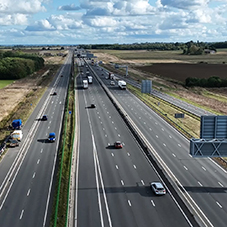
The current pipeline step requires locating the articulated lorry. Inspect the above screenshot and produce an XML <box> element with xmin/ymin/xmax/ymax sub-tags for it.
<box><xmin>118</xmin><ymin>80</ymin><xmax>126</xmax><ymax>89</ymax></box>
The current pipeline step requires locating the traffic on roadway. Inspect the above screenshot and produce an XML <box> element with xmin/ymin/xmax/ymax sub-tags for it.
<box><xmin>0</xmin><ymin>50</ymin><xmax>73</xmax><ymax>227</ymax></box>
<box><xmin>88</xmin><ymin>60</ymin><xmax>227</xmax><ymax>227</ymax></box>
<box><xmin>74</xmin><ymin>58</ymin><xmax>197</xmax><ymax>227</ymax></box>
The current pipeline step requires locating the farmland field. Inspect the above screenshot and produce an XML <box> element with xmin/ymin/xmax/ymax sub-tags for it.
<box><xmin>135</xmin><ymin>63</ymin><xmax>227</xmax><ymax>83</ymax></box>
<box><xmin>91</xmin><ymin>49</ymin><xmax>227</xmax><ymax>64</ymax></box>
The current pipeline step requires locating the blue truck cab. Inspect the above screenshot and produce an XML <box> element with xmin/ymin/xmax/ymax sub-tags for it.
<box><xmin>48</xmin><ymin>132</ymin><xmax>56</xmax><ymax>142</ymax></box>
<box><xmin>12</xmin><ymin>119</ymin><xmax>22</xmax><ymax>129</ymax></box>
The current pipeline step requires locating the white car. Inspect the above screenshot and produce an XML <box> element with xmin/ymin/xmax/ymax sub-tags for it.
<box><xmin>150</xmin><ymin>182</ymin><xmax>166</xmax><ymax>195</ymax></box>
<box><xmin>110</xmin><ymin>81</ymin><xmax>115</xmax><ymax>86</ymax></box>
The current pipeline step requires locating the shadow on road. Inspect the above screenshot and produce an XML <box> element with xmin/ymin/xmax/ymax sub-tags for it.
<box><xmin>184</xmin><ymin>186</ymin><xmax>227</xmax><ymax>193</ymax></box>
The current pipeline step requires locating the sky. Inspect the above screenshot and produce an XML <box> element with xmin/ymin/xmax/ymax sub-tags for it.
<box><xmin>1</xmin><ymin>0</ymin><xmax>227</xmax><ymax>45</ymax></box>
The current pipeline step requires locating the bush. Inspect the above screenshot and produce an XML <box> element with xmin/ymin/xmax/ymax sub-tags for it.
<box><xmin>186</xmin><ymin>76</ymin><xmax>227</xmax><ymax>88</ymax></box>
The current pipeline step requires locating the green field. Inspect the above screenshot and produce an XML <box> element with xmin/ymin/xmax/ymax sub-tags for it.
<box><xmin>0</xmin><ymin>80</ymin><xmax>14</xmax><ymax>89</ymax></box>
<box><xmin>91</xmin><ymin>49</ymin><xmax>227</xmax><ymax>64</ymax></box>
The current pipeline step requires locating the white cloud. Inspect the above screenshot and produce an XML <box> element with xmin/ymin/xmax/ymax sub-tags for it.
<box><xmin>160</xmin><ymin>0</ymin><xmax>209</xmax><ymax>10</ymax></box>
<box><xmin>0</xmin><ymin>0</ymin><xmax>46</xmax><ymax>14</ymax></box>
<box><xmin>58</xmin><ymin>4</ymin><xmax>81</xmax><ymax>11</ymax></box>
<box><xmin>1</xmin><ymin>0</ymin><xmax>227</xmax><ymax>44</ymax></box>
<box><xmin>84</xmin><ymin>16</ymin><xmax>118</xmax><ymax>27</ymax></box>
<box><xmin>26</xmin><ymin>19</ymin><xmax>55</xmax><ymax>31</ymax></box>
<box><xmin>0</xmin><ymin>13</ymin><xmax>28</xmax><ymax>25</ymax></box>
<box><xmin>25</xmin><ymin>13</ymin><xmax>84</xmax><ymax>31</ymax></box>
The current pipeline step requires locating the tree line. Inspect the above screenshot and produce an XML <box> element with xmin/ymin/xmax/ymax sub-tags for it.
<box><xmin>80</xmin><ymin>40</ymin><xmax>227</xmax><ymax>54</ymax></box>
<box><xmin>0</xmin><ymin>51</ymin><xmax>44</xmax><ymax>80</ymax></box>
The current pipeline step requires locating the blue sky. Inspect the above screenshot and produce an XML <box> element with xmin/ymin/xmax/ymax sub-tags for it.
<box><xmin>1</xmin><ymin>0</ymin><xmax>227</xmax><ymax>45</ymax></box>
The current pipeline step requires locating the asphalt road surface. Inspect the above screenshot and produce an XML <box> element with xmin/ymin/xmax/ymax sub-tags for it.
<box><xmin>75</xmin><ymin>61</ymin><xmax>195</xmax><ymax>227</ymax></box>
<box><xmin>90</xmin><ymin>63</ymin><xmax>227</xmax><ymax>227</ymax></box>
<box><xmin>0</xmin><ymin>50</ymin><xmax>73</xmax><ymax>227</ymax></box>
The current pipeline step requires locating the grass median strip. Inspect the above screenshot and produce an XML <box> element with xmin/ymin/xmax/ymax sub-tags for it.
<box><xmin>51</xmin><ymin>70</ymin><xmax>75</xmax><ymax>227</ymax></box>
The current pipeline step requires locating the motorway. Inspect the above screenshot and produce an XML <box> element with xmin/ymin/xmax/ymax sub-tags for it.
<box><xmin>88</xmin><ymin>63</ymin><xmax>227</xmax><ymax>227</ymax></box>
<box><xmin>101</xmin><ymin>67</ymin><xmax>214</xmax><ymax>117</ymax></box>
<box><xmin>75</xmin><ymin>59</ymin><xmax>196</xmax><ymax>227</ymax></box>
<box><xmin>0</xmin><ymin>50</ymin><xmax>73</xmax><ymax>226</ymax></box>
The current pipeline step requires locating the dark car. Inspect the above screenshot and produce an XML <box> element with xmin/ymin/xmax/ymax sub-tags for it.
<box><xmin>53</xmin><ymin>92</ymin><xmax>57</xmax><ymax>95</ymax></box>
<box><xmin>61</xmin><ymin>74</ymin><xmax>63</xmax><ymax>77</ymax></box>
<box><xmin>42</xmin><ymin>115</ymin><xmax>48</xmax><ymax>121</ymax></box>
<box><xmin>91</xmin><ymin>104</ymin><xmax>96</xmax><ymax>108</ymax></box>
<box><xmin>114</xmin><ymin>141</ymin><xmax>123</xmax><ymax>148</ymax></box>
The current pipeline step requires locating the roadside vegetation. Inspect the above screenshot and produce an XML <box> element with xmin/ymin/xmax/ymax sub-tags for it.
<box><xmin>0</xmin><ymin>51</ymin><xmax>44</xmax><ymax>79</ymax></box>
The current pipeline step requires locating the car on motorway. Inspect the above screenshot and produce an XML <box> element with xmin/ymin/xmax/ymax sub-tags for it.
<box><xmin>53</xmin><ymin>92</ymin><xmax>57</xmax><ymax>95</ymax></box>
<box><xmin>110</xmin><ymin>81</ymin><xmax>115</xmax><ymax>86</ymax></box>
<box><xmin>114</xmin><ymin>141</ymin><xmax>123</xmax><ymax>148</ymax></box>
<box><xmin>48</xmin><ymin>132</ymin><xmax>56</xmax><ymax>142</ymax></box>
<box><xmin>41</xmin><ymin>115</ymin><xmax>48</xmax><ymax>121</ymax></box>
<box><xmin>61</xmin><ymin>74</ymin><xmax>63</xmax><ymax>77</ymax></box>
<box><xmin>90</xmin><ymin>104</ymin><xmax>96</xmax><ymax>108</ymax></box>
<box><xmin>9</xmin><ymin>139</ymin><xmax>19</xmax><ymax>147</ymax></box>
<box><xmin>150</xmin><ymin>182</ymin><xmax>166</xmax><ymax>195</ymax></box>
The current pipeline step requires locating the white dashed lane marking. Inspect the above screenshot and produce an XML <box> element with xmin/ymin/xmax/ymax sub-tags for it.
<box><xmin>27</xmin><ymin>189</ymin><xmax>30</xmax><ymax>196</ymax></box>
<box><xmin>19</xmin><ymin>210</ymin><xmax>24</xmax><ymax>220</ymax></box>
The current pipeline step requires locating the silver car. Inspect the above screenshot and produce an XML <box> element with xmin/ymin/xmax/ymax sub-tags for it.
<box><xmin>150</xmin><ymin>182</ymin><xmax>166</xmax><ymax>195</ymax></box>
